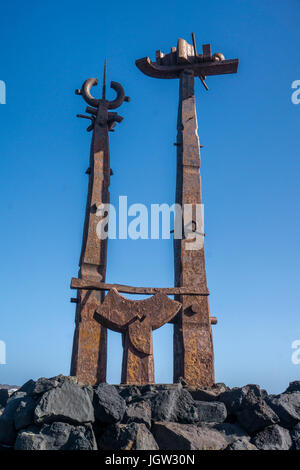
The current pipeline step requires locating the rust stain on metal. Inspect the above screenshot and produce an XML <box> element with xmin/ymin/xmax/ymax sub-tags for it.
<box><xmin>136</xmin><ymin>36</ymin><xmax>238</xmax><ymax>387</ymax></box>
<box><xmin>70</xmin><ymin>64</ymin><xmax>129</xmax><ymax>385</ymax></box>
<box><xmin>136</xmin><ymin>37</ymin><xmax>238</xmax><ymax>81</ymax></box>
<box><xmin>94</xmin><ymin>289</ymin><xmax>181</xmax><ymax>384</ymax></box>
<box><xmin>70</xmin><ymin>37</ymin><xmax>238</xmax><ymax>387</ymax></box>
<box><xmin>172</xmin><ymin>68</ymin><xmax>215</xmax><ymax>387</ymax></box>
<box><xmin>70</xmin><ymin>277</ymin><xmax>209</xmax><ymax>296</ymax></box>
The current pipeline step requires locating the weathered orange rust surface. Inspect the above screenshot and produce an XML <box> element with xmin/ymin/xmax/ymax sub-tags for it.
<box><xmin>70</xmin><ymin>39</ymin><xmax>237</xmax><ymax>386</ymax></box>
<box><xmin>95</xmin><ymin>289</ymin><xmax>181</xmax><ymax>384</ymax></box>
<box><xmin>173</xmin><ymin>69</ymin><xmax>214</xmax><ymax>387</ymax></box>
<box><xmin>70</xmin><ymin>74</ymin><xmax>129</xmax><ymax>385</ymax></box>
<box><xmin>136</xmin><ymin>37</ymin><xmax>238</xmax><ymax>387</ymax></box>
<box><xmin>70</xmin><ymin>290</ymin><xmax>107</xmax><ymax>384</ymax></box>
<box><xmin>70</xmin><ymin>103</ymin><xmax>110</xmax><ymax>384</ymax></box>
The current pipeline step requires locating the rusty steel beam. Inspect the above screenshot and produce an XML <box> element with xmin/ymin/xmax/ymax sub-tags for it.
<box><xmin>70</xmin><ymin>67</ymin><xmax>129</xmax><ymax>385</ymax></box>
<box><xmin>71</xmin><ymin>277</ymin><xmax>210</xmax><ymax>296</ymax></box>
<box><xmin>136</xmin><ymin>37</ymin><xmax>238</xmax><ymax>387</ymax></box>
<box><xmin>173</xmin><ymin>69</ymin><xmax>215</xmax><ymax>387</ymax></box>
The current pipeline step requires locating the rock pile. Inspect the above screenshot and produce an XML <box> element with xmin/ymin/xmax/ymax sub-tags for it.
<box><xmin>0</xmin><ymin>376</ymin><xmax>300</xmax><ymax>450</ymax></box>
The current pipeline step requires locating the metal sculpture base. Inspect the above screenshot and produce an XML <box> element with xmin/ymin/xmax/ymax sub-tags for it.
<box><xmin>121</xmin><ymin>332</ymin><xmax>154</xmax><ymax>384</ymax></box>
<box><xmin>71</xmin><ymin>289</ymin><xmax>107</xmax><ymax>384</ymax></box>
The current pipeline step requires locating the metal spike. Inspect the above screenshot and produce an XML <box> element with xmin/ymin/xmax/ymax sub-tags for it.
<box><xmin>199</xmin><ymin>74</ymin><xmax>209</xmax><ymax>91</ymax></box>
<box><xmin>191</xmin><ymin>32</ymin><xmax>198</xmax><ymax>57</ymax></box>
<box><xmin>102</xmin><ymin>58</ymin><xmax>107</xmax><ymax>100</ymax></box>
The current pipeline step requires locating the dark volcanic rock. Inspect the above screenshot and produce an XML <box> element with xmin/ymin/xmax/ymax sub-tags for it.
<box><xmin>226</xmin><ymin>438</ymin><xmax>257</xmax><ymax>450</ymax></box>
<box><xmin>0</xmin><ymin>376</ymin><xmax>298</xmax><ymax>451</ymax></box>
<box><xmin>0</xmin><ymin>389</ymin><xmax>9</xmax><ymax>408</ymax></box>
<box><xmin>14</xmin><ymin>395</ymin><xmax>38</xmax><ymax>430</ymax></box>
<box><xmin>15</xmin><ymin>422</ymin><xmax>97</xmax><ymax>450</ymax></box>
<box><xmin>34</xmin><ymin>380</ymin><xmax>94</xmax><ymax>425</ymax></box>
<box><xmin>19</xmin><ymin>375</ymin><xmax>77</xmax><ymax>396</ymax></box>
<box><xmin>0</xmin><ymin>392</ymin><xmax>27</xmax><ymax>445</ymax></box>
<box><xmin>285</xmin><ymin>381</ymin><xmax>300</xmax><ymax>394</ymax></box>
<box><xmin>99</xmin><ymin>423</ymin><xmax>158</xmax><ymax>450</ymax></box>
<box><xmin>266</xmin><ymin>392</ymin><xmax>300</xmax><ymax>428</ymax></box>
<box><xmin>152</xmin><ymin>422</ymin><xmax>229</xmax><ymax>450</ymax></box>
<box><xmin>195</xmin><ymin>401</ymin><xmax>227</xmax><ymax>424</ymax></box>
<box><xmin>93</xmin><ymin>383</ymin><xmax>126</xmax><ymax>424</ymax></box>
<box><xmin>7</xmin><ymin>391</ymin><xmax>27</xmax><ymax>401</ymax></box>
<box><xmin>218</xmin><ymin>384</ymin><xmax>265</xmax><ymax>414</ymax></box>
<box><xmin>213</xmin><ymin>422</ymin><xmax>250</xmax><ymax>444</ymax></box>
<box><xmin>140</xmin><ymin>383</ymin><xmax>182</xmax><ymax>394</ymax></box>
<box><xmin>117</xmin><ymin>385</ymin><xmax>142</xmax><ymax>403</ymax></box>
<box><xmin>188</xmin><ymin>383</ymin><xmax>229</xmax><ymax>402</ymax></box>
<box><xmin>124</xmin><ymin>401</ymin><xmax>152</xmax><ymax>429</ymax></box>
<box><xmin>18</xmin><ymin>379</ymin><xmax>36</xmax><ymax>395</ymax></box>
<box><xmin>251</xmin><ymin>424</ymin><xmax>292</xmax><ymax>450</ymax></box>
<box><xmin>218</xmin><ymin>383</ymin><xmax>277</xmax><ymax>434</ymax></box>
<box><xmin>82</xmin><ymin>384</ymin><xmax>94</xmax><ymax>403</ymax></box>
<box><xmin>145</xmin><ymin>388</ymin><xmax>198</xmax><ymax>424</ymax></box>
<box><xmin>236</xmin><ymin>400</ymin><xmax>279</xmax><ymax>434</ymax></box>
<box><xmin>0</xmin><ymin>413</ymin><xmax>17</xmax><ymax>445</ymax></box>
<box><xmin>33</xmin><ymin>377</ymin><xmax>61</xmax><ymax>395</ymax></box>
<box><xmin>291</xmin><ymin>422</ymin><xmax>300</xmax><ymax>449</ymax></box>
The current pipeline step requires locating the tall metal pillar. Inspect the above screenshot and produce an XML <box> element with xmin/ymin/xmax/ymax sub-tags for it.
<box><xmin>173</xmin><ymin>69</ymin><xmax>214</xmax><ymax>386</ymax></box>
<box><xmin>71</xmin><ymin>68</ymin><xmax>129</xmax><ymax>384</ymax></box>
<box><xmin>136</xmin><ymin>36</ymin><xmax>238</xmax><ymax>386</ymax></box>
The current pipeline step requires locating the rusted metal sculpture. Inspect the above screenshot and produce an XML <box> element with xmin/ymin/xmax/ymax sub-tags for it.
<box><xmin>136</xmin><ymin>35</ymin><xmax>238</xmax><ymax>387</ymax></box>
<box><xmin>71</xmin><ymin>37</ymin><xmax>238</xmax><ymax>387</ymax></box>
<box><xmin>70</xmin><ymin>63</ymin><xmax>181</xmax><ymax>385</ymax></box>
<box><xmin>71</xmin><ymin>275</ymin><xmax>216</xmax><ymax>384</ymax></box>
<box><xmin>94</xmin><ymin>289</ymin><xmax>181</xmax><ymax>384</ymax></box>
<box><xmin>70</xmin><ymin>61</ymin><xmax>129</xmax><ymax>385</ymax></box>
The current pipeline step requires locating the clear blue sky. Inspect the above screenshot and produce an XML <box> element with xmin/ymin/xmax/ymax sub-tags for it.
<box><xmin>0</xmin><ymin>0</ymin><xmax>299</xmax><ymax>393</ymax></box>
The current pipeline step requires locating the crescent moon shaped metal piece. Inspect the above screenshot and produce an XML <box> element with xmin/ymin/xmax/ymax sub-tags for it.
<box><xmin>95</xmin><ymin>288</ymin><xmax>181</xmax><ymax>354</ymax></box>
<box><xmin>81</xmin><ymin>78</ymin><xmax>99</xmax><ymax>107</ymax></box>
<box><xmin>94</xmin><ymin>288</ymin><xmax>142</xmax><ymax>332</ymax></box>
<box><xmin>107</xmin><ymin>81</ymin><xmax>126</xmax><ymax>109</ymax></box>
<box><xmin>78</xmin><ymin>79</ymin><xmax>129</xmax><ymax>110</ymax></box>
